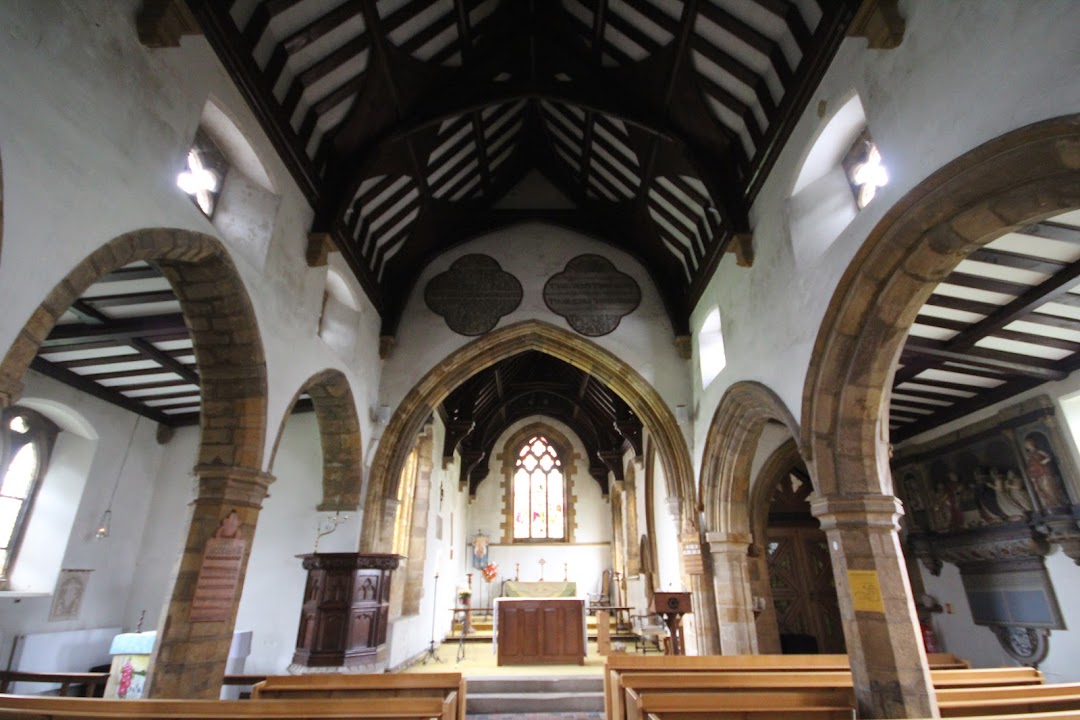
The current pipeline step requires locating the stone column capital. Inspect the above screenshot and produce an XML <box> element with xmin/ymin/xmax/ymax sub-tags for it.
<box><xmin>810</xmin><ymin>493</ymin><xmax>903</xmax><ymax>531</ymax></box>
<box><xmin>194</xmin><ymin>464</ymin><xmax>275</xmax><ymax>508</ymax></box>
<box><xmin>705</xmin><ymin>531</ymin><xmax>753</xmax><ymax>554</ymax></box>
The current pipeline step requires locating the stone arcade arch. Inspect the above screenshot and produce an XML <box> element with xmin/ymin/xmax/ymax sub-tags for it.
<box><xmin>803</xmin><ymin>115</ymin><xmax>1080</xmax><ymax>718</ymax></box>
<box><xmin>268</xmin><ymin>368</ymin><xmax>363</xmax><ymax>511</ymax></box>
<box><xmin>0</xmin><ymin>228</ymin><xmax>270</xmax><ymax>699</ymax></box>
<box><xmin>698</xmin><ymin>381</ymin><xmax>801</xmax><ymax>655</ymax></box>
<box><xmin>360</xmin><ymin>320</ymin><xmax>717</xmax><ymax>648</ymax></box>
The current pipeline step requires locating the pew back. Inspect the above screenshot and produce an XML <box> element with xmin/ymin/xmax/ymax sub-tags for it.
<box><xmin>936</xmin><ymin>683</ymin><xmax>1080</xmax><ymax>718</ymax></box>
<box><xmin>630</xmin><ymin>689</ymin><xmax>855</xmax><ymax>720</ymax></box>
<box><xmin>0</xmin><ymin>694</ymin><xmax>456</xmax><ymax>720</ymax></box>
<box><xmin>252</xmin><ymin>673</ymin><xmax>465</xmax><ymax>720</ymax></box>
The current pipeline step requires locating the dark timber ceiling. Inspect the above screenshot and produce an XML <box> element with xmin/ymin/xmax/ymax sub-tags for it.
<box><xmin>437</xmin><ymin>351</ymin><xmax>643</xmax><ymax>496</ymax></box>
<box><xmin>32</xmin><ymin>262</ymin><xmax>311</xmax><ymax>427</ymax></box>
<box><xmin>188</xmin><ymin>0</ymin><xmax>860</xmax><ymax>336</ymax></box>
<box><xmin>891</xmin><ymin>211</ymin><xmax>1080</xmax><ymax>442</ymax></box>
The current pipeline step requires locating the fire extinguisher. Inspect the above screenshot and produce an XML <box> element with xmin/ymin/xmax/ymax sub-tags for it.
<box><xmin>920</xmin><ymin>621</ymin><xmax>939</xmax><ymax>653</ymax></box>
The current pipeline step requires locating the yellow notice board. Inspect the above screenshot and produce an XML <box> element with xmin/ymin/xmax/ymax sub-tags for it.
<box><xmin>848</xmin><ymin>570</ymin><xmax>885</xmax><ymax>612</ymax></box>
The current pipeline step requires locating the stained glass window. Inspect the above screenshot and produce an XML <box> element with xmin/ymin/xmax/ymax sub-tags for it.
<box><xmin>1</xmin><ymin>408</ymin><xmax>58</xmax><ymax>586</ymax></box>
<box><xmin>513</xmin><ymin>436</ymin><xmax>565</xmax><ymax>540</ymax></box>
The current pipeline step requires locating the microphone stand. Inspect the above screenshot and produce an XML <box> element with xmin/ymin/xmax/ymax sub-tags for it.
<box><xmin>421</xmin><ymin>571</ymin><xmax>443</xmax><ymax>664</ymax></box>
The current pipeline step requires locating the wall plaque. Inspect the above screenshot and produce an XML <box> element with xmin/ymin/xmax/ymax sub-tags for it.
<box><xmin>425</xmin><ymin>254</ymin><xmax>522</xmax><ymax>335</ymax></box>
<box><xmin>190</xmin><ymin>511</ymin><xmax>245</xmax><ymax>623</ymax></box>
<box><xmin>544</xmin><ymin>255</ymin><xmax>641</xmax><ymax>336</ymax></box>
<box><xmin>847</xmin><ymin>570</ymin><xmax>884</xmax><ymax>613</ymax></box>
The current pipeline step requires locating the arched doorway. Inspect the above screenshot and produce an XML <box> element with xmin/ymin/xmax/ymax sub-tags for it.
<box><xmin>0</xmin><ymin>228</ymin><xmax>269</xmax><ymax>698</ymax></box>
<box><xmin>751</xmin><ymin>441</ymin><xmax>845</xmax><ymax>655</ymax></box>
<box><xmin>803</xmin><ymin>115</ymin><xmax>1080</xmax><ymax>717</ymax></box>
<box><xmin>699</xmin><ymin>381</ymin><xmax>801</xmax><ymax>655</ymax></box>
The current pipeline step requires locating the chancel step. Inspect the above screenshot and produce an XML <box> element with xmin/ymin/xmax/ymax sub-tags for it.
<box><xmin>465</xmin><ymin>676</ymin><xmax>605</xmax><ymax>714</ymax></box>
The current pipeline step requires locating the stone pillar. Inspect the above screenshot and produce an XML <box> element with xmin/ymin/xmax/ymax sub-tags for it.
<box><xmin>378</xmin><ymin>497</ymin><xmax>400</xmax><ymax>553</ymax></box>
<box><xmin>811</xmin><ymin>494</ymin><xmax>937</xmax><ymax>719</ymax></box>
<box><xmin>146</xmin><ymin>465</ymin><xmax>274</xmax><ymax>699</ymax></box>
<box><xmin>748</xmin><ymin>542</ymin><xmax>782</xmax><ymax>653</ymax></box>
<box><xmin>706</xmin><ymin>531</ymin><xmax>758</xmax><ymax>655</ymax></box>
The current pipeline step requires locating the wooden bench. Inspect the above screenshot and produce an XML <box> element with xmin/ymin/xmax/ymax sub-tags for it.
<box><xmin>937</xmin><ymin>682</ymin><xmax>1080</xmax><ymax>717</ymax></box>
<box><xmin>0</xmin><ymin>694</ymin><xmax>457</xmax><ymax>720</ymax></box>
<box><xmin>251</xmin><ymin>673</ymin><xmax>466</xmax><ymax>720</ymax></box>
<box><xmin>631</xmin><ymin>689</ymin><xmax>856</xmax><ymax>720</ymax></box>
<box><xmin>604</xmin><ymin>653</ymin><xmax>976</xmax><ymax>720</ymax></box>
<box><xmin>0</xmin><ymin>672</ymin><xmax>109</xmax><ymax>698</ymax></box>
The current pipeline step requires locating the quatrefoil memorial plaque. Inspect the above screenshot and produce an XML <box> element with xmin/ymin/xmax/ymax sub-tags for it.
<box><xmin>425</xmin><ymin>254</ymin><xmax>523</xmax><ymax>336</ymax></box>
<box><xmin>544</xmin><ymin>255</ymin><xmax>641</xmax><ymax>336</ymax></box>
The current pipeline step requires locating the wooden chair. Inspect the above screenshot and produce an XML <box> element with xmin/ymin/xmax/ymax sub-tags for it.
<box><xmin>630</xmin><ymin>613</ymin><xmax>666</xmax><ymax>654</ymax></box>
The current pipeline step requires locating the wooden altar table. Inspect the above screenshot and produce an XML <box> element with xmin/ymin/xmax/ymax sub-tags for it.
<box><xmin>493</xmin><ymin>597</ymin><xmax>586</xmax><ymax>665</ymax></box>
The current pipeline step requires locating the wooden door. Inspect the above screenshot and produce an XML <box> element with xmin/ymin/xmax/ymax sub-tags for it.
<box><xmin>765</xmin><ymin>524</ymin><xmax>845</xmax><ymax>654</ymax></box>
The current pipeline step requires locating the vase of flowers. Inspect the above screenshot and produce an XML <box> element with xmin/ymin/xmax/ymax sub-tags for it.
<box><xmin>481</xmin><ymin>562</ymin><xmax>498</xmax><ymax>583</ymax></box>
<box><xmin>457</xmin><ymin>586</ymin><xmax>472</xmax><ymax>607</ymax></box>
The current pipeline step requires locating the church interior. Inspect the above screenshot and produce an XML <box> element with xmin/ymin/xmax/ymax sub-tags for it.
<box><xmin>1</xmin><ymin>1</ymin><xmax>1079</xmax><ymax>718</ymax></box>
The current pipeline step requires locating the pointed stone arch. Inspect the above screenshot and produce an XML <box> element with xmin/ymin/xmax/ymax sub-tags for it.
<box><xmin>362</xmin><ymin>320</ymin><xmax>694</xmax><ymax>552</ymax></box>
<box><xmin>803</xmin><ymin>114</ymin><xmax>1080</xmax><ymax>498</ymax></box>
<box><xmin>700</xmin><ymin>381</ymin><xmax>802</xmax><ymax>537</ymax></box>
<box><xmin>800</xmin><ymin>115</ymin><xmax>1080</xmax><ymax>718</ymax></box>
<box><xmin>0</xmin><ymin>228</ymin><xmax>267</xmax><ymax>467</ymax></box>
<box><xmin>697</xmin><ymin>380</ymin><xmax>800</xmax><ymax>654</ymax></box>
<box><xmin>269</xmin><ymin>368</ymin><xmax>363</xmax><ymax>511</ymax></box>
<box><xmin>0</xmin><ymin>228</ymin><xmax>269</xmax><ymax>698</ymax></box>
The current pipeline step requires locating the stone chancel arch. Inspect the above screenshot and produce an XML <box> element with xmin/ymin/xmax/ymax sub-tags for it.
<box><xmin>360</xmin><ymin>320</ymin><xmax>718</xmax><ymax>648</ymax></box>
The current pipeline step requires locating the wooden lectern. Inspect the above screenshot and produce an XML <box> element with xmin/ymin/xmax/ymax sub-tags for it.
<box><xmin>649</xmin><ymin>591</ymin><xmax>692</xmax><ymax>655</ymax></box>
<box><xmin>291</xmin><ymin>553</ymin><xmax>401</xmax><ymax>672</ymax></box>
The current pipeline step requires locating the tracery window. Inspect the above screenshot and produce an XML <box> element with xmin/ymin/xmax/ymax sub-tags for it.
<box><xmin>513</xmin><ymin>436</ymin><xmax>566</xmax><ymax>541</ymax></box>
<box><xmin>1</xmin><ymin>407</ymin><xmax>58</xmax><ymax>587</ymax></box>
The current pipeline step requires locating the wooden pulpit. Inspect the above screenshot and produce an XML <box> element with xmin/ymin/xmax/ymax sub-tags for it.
<box><xmin>650</xmin><ymin>591</ymin><xmax>692</xmax><ymax>655</ymax></box>
<box><xmin>291</xmin><ymin>553</ymin><xmax>401</xmax><ymax>672</ymax></box>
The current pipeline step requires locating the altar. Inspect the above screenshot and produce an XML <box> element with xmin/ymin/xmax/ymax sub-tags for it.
<box><xmin>493</xmin><ymin>597</ymin><xmax>586</xmax><ymax>665</ymax></box>
<box><xmin>502</xmin><ymin>580</ymin><xmax>576</xmax><ymax>598</ymax></box>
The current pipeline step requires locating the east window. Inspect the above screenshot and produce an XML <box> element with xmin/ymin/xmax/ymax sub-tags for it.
<box><xmin>513</xmin><ymin>436</ymin><xmax>566</xmax><ymax>541</ymax></box>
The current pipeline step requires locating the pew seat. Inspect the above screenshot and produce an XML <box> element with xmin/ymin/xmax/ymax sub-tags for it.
<box><xmin>937</xmin><ymin>682</ymin><xmax>1080</xmax><ymax>718</ymax></box>
<box><xmin>630</xmin><ymin>689</ymin><xmax>855</xmax><ymax>720</ymax></box>
<box><xmin>0</xmin><ymin>694</ymin><xmax>457</xmax><ymax>720</ymax></box>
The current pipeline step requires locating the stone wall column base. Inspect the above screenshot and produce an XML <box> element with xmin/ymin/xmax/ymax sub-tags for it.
<box><xmin>705</xmin><ymin>532</ymin><xmax>758</xmax><ymax>655</ymax></box>
<box><xmin>812</xmin><ymin>494</ymin><xmax>937</xmax><ymax>719</ymax></box>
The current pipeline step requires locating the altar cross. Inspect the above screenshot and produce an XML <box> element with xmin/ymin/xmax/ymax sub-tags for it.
<box><xmin>538</xmin><ymin>558</ymin><xmax>546</xmax><ymax>581</ymax></box>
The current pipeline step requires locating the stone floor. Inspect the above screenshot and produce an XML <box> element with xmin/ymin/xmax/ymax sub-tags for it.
<box><xmin>467</xmin><ymin>714</ymin><xmax>603</xmax><ymax>720</ymax></box>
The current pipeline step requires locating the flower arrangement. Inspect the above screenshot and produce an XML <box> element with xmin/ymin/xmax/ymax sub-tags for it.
<box><xmin>457</xmin><ymin>586</ymin><xmax>472</xmax><ymax>603</ymax></box>
<box><xmin>481</xmin><ymin>562</ymin><xmax>498</xmax><ymax>583</ymax></box>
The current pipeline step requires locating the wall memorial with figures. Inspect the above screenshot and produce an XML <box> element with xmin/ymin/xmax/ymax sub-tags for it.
<box><xmin>893</xmin><ymin>396</ymin><xmax>1080</xmax><ymax>667</ymax></box>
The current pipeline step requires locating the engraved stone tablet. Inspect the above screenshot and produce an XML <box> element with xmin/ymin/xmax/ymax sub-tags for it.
<box><xmin>191</xmin><ymin>512</ymin><xmax>246</xmax><ymax>623</ymax></box>
<box><xmin>544</xmin><ymin>255</ymin><xmax>641</xmax><ymax>336</ymax></box>
<box><xmin>425</xmin><ymin>255</ymin><xmax>522</xmax><ymax>335</ymax></box>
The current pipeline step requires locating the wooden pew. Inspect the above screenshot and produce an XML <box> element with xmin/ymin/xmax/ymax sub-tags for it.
<box><xmin>0</xmin><ymin>672</ymin><xmax>109</xmax><ymax>698</ymax></box>
<box><xmin>251</xmin><ymin>673</ymin><xmax>466</xmax><ymax>720</ymax></box>
<box><xmin>603</xmin><ymin>653</ymin><xmax>978</xmax><ymax>720</ymax></box>
<box><xmin>630</xmin><ymin>689</ymin><xmax>855</xmax><ymax>720</ymax></box>
<box><xmin>937</xmin><ymin>682</ymin><xmax>1080</xmax><ymax>717</ymax></box>
<box><xmin>618</xmin><ymin>670</ymin><xmax>1041</xmax><ymax>720</ymax></box>
<box><xmin>0</xmin><ymin>694</ymin><xmax>457</xmax><ymax>720</ymax></box>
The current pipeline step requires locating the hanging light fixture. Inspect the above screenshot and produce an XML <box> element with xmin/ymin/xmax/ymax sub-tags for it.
<box><xmin>96</xmin><ymin>416</ymin><xmax>140</xmax><ymax>540</ymax></box>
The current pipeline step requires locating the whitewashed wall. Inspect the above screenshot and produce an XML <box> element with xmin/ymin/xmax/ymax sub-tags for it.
<box><xmin>380</xmin><ymin>224</ymin><xmax>692</xmax><ymax>447</ymax></box>
<box><xmin>0</xmin><ymin>370</ymin><xmax>166</xmax><ymax>670</ymax></box>
<box><xmin>690</xmin><ymin>0</ymin><xmax>1080</xmax><ymax>480</ymax></box>
<box><xmin>466</xmin><ymin>416</ymin><xmax>613</xmax><ymax>600</ymax></box>
<box><xmin>0</xmin><ymin>0</ymin><xmax>383</xmax><ymax>476</ymax></box>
